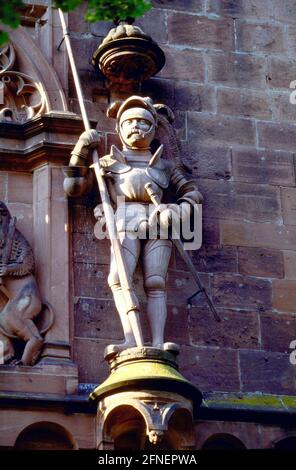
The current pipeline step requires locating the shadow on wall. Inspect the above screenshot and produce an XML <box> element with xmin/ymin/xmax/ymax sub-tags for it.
<box><xmin>274</xmin><ymin>437</ymin><xmax>296</xmax><ymax>450</ymax></box>
<box><xmin>201</xmin><ymin>433</ymin><xmax>246</xmax><ymax>450</ymax></box>
<box><xmin>14</xmin><ymin>422</ymin><xmax>78</xmax><ymax>450</ymax></box>
<box><xmin>201</xmin><ymin>433</ymin><xmax>296</xmax><ymax>450</ymax></box>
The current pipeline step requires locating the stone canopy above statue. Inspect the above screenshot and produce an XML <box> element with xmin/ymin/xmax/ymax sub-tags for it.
<box><xmin>92</xmin><ymin>20</ymin><xmax>165</xmax><ymax>90</ymax></box>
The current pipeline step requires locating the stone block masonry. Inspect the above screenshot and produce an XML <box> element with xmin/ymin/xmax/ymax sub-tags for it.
<box><xmin>69</xmin><ymin>0</ymin><xmax>296</xmax><ymax>395</ymax></box>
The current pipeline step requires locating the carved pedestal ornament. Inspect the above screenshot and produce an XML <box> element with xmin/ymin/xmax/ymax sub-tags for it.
<box><xmin>0</xmin><ymin>43</ymin><xmax>46</xmax><ymax>123</ymax></box>
<box><xmin>91</xmin><ymin>347</ymin><xmax>201</xmax><ymax>450</ymax></box>
<box><xmin>0</xmin><ymin>202</ymin><xmax>54</xmax><ymax>366</ymax></box>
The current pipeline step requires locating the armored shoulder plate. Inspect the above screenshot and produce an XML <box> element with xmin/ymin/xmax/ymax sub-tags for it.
<box><xmin>100</xmin><ymin>145</ymin><xmax>131</xmax><ymax>174</ymax></box>
<box><xmin>146</xmin><ymin>145</ymin><xmax>174</xmax><ymax>189</ymax></box>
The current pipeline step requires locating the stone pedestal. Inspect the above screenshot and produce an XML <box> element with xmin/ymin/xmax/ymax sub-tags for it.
<box><xmin>90</xmin><ymin>347</ymin><xmax>202</xmax><ymax>450</ymax></box>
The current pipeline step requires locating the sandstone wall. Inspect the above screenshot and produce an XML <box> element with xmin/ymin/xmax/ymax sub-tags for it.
<box><xmin>69</xmin><ymin>0</ymin><xmax>296</xmax><ymax>396</ymax></box>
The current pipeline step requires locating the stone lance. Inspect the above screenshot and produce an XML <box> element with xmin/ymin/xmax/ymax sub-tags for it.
<box><xmin>58</xmin><ymin>9</ymin><xmax>143</xmax><ymax>347</ymax></box>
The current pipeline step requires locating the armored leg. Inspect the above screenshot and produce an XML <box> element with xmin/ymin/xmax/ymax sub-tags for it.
<box><xmin>108</xmin><ymin>236</ymin><xmax>141</xmax><ymax>348</ymax></box>
<box><xmin>143</xmin><ymin>239</ymin><xmax>172</xmax><ymax>348</ymax></box>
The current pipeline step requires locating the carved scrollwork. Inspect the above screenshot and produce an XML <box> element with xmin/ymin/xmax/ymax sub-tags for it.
<box><xmin>0</xmin><ymin>43</ymin><xmax>46</xmax><ymax>123</ymax></box>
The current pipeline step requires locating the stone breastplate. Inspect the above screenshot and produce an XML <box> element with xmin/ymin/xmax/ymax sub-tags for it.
<box><xmin>100</xmin><ymin>146</ymin><xmax>174</xmax><ymax>204</ymax></box>
<box><xmin>99</xmin><ymin>146</ymin><xmax>174</xmax><ymax>233</ymax></box>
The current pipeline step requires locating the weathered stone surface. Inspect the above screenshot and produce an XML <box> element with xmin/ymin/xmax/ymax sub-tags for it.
<box><xmin>198</xmin><ymin>179</ymin><xmax>280</xmax><ymax>223</ymax></box>
<box><xmin>202</xmin><ymin>218</ymin><xmax>221</xmax><ymax>247</ymax></box>
<box><xmin>74</xmin><ymin>262</ymin><xmax>111</xmax><ymax>299</ymax></box>
<box><xmin>174</xmin><ymin>82</ymin><xmax>215</xmax><ymax>112</ymax></box>
<box><xmin>271</xmin><ymin>91</ymin><xmax>296</xmax><ymax>123</ymax></box>
<box><xmin>232</xmin><ymin>149</ymin><xmax>295</xmax><ymax>186</ymax></box>
<box><xmin>273</xmin><ymin>0</ymin><xmax>296</xmax><ymax>25</ymax></box>
<box><xmin>7</xmin><ymin>172</ymin><xmax>33</xmax><ymax>204</ymax></box>
<box><xmin>267</xmin><ymin>56</ymin><xmax>296</xmax><ymax>89</ymax></box>
<box><xmin>182</xmin><ymin>143</ymin><xmax>232</xmax><ymax>180</ymax></box>
<box><xmin>208</xmin><ymin>52</ymin><xmax>267</xmax><ymax>89</ymax></box>
<box><xmin>90</xmin><ymin>20</ymin><xmax>114</xmax><ymax>38</ymax></box>
<box><xmin>168</xmin><ymin>13</ymin><xmax>234</xmax><ymax>50</ymax></box>
<box><xmin>68</xmin><ymin>2</ymin><xmax>91</xmax><ymax>34</ymax></box>
<box><xmin>287</xmin><ymin>25</ymin><xmax>296</xmax><ymax>53</ymax></box>
<box><xmin>207</xmin><ymin>0</ymin><xmax>271</xmax><ymax>19</ymax></box>
<box><xmin>179</xmin><ymin>345</ymin><xmax>240</xmax><ymax>392</ymax></box>
<box><xmin>283</xmin><ymin>251</ymin><xmax>296</xmax><ymax>279</ymax></box>
<box><xmin>212</xmin><ymin>273</ymin><xmax>272</xmax><ymax>311</ymax></box>
<box><xmin>189</xmin><ymin>308</ymin><xmax>259</xmax><ymax>349</ymax></box>
<box><xmin>152</xmin><ymin>0</ymin><xmax>204</xmax><ymax>12</ymax></box>
<box><xmin>0</xmin><ymin>172</ymin><xmax>7</xmax><ymax>200</ymax></box>
<box><xmin>136</xmin><ymin>8</ymin><xmax>168</xmax><ymax>45</ymax></box>
<box><xmin>261</xmin><ymin>312</ymin><xmax>296</xmax><ymax>353</ymax></box>
<box><xmin>73</xmin><ymin>232</ymin><xmax>110</xmax><ymax>265</ymax></box>
<box><xmin>176</xmin><ymin>246</ymin><xmax>238</xmax><ymax>274</ymax></box>
<box><xmin>273</xmin><ymin>279</ymin><xmax>296</xmax><ymax>312</ymax></box>
<box><xmin>236</xmin><ymin>21</ymin><xmax>285</xmax><ymax>53</ymax></box>
<box><xmin>74</xmin><ymin>297</ymin><xmax>124</xmax><ymax>340</ymax></box>
<box><xmin>142</xmin><ymin>78</ymin><xmax>175</xmax><ymax>109</ymax></box>
<box><xmin>159</xmin><ymin>46</ymin><xmax>205</xmax><ymax>81</ymax></box>
<box><xmin>221</xmin><ymin>220</ymin><xmax>296</xmax><ymax>250</ymax></box>
<box><xmin>71</xmin><ymin>202</ymin><xmax>97</xmax><ymax>234</ymax></box>
<box><xmin>70</xmin><ymin>36</ymin><xmax>101</xmax><ymax>72</ymax></box>
<box><xmin>281</xmin><ymin>187</ymin><xmax>296</xmax><ymax>225</ymax></box>
<box><xmin>188</xmin><ymin>112</ymin><xmax>255</xmax><ymax>146</ymax></box>
<box><xmin>217</xmin><ymin>88</ymin><xmax>272</xmax><ymax>119</ymax></box>
<box><xmin>69</xmin><ymin>70</ymin><xmax>106</xmax><ymax>103</ymax></box>
<box><xmin>239</xmin><ymin>350</ymin><xmax>295</xmax><ymax>394</ymax></box>
<box><xmin>167</xmin><ymin>270</ymin><xmax>210</xmax><ymax>306</ymax></box>
<box><xmin>258</xmin><ymin>121</ymin><xmax>296</xmax><ymax>152</ymax></box>
<box><xmin>238</xmin><ymin>247</ymin><xmax>284</xmax><ymax>278</ymax></box>
<box><xmin>164</xmin><ymin>304</ymin><xmax>190</xmax><ymax>345</ymax></box>
<box><xmin>73</xmin><ymin>338</ymin><xmax>110</xmax><ymax>383</ymax></box>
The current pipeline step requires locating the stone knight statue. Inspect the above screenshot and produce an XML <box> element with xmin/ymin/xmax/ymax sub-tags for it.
<box><xmin>64</xmin><ymin>96</ymin><xmax>202</xmax><ymax>355</ymax></box>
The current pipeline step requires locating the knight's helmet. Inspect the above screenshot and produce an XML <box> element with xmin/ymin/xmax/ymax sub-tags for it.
<box><xmin>108</xmin><ymin>96</ymin><xmax>158</xmax><ymax>149</ymax></box>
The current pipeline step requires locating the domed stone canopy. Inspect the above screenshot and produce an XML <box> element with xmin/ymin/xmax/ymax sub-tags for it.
<box><xmin>92</xmin><ymin>22</ymin><xmax>165</xmax><ymax>89</ymax></box>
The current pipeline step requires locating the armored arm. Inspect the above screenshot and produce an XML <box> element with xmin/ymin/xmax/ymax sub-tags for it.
<box><xmin>63</xmin><ymin>129</ymin><xmax>101</xmax><ymax>197</ymax></box>
<box><xmin>159</xmin><ymin>168</ymin><xmax>203</xmax><ymax>228</ymax></box>
<box><xmin>170</xmin><ymin>168</ymin><xmax>203</xmax><ymax>206</ymax></box>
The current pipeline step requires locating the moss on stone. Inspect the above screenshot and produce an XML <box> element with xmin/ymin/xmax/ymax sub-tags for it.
<box><xmin>203</xmin><ymin>393</ymin><xmax>287</xmax><ymax>411</ymax></box>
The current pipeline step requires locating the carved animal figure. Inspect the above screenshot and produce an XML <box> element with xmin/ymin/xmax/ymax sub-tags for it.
<box><xmin>0</xmin><ymin>202</ymin><xmax>53</xmax><ymax>366</ymax></box>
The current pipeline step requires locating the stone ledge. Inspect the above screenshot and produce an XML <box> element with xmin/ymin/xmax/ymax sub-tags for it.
<box><xmin>203</xmin><ymin>391</ymin><xmax>296</xmax><ymax>412</ymax></box>
<box><xmin>199</xmin><ymin>391</ymin><xmax>296</xmax><ymax>425</ymax></box>
<box><xmin>0</xmin><ymin>113</ymin><xmax>97</xmax><ymax>171</ymax></box>
<box><xmin>0</xmin><ymin>113</ymin><xmax>86</xmax><ymax>140</ymax></box>
<box><xmin>0</xmin><ymin>361</ymin><xmax>79</xmax><ymax>396</ymax></box>
<box><xmin>0</xmin><ymin>389</ymin><xmax>296</xmax><ymax>424</ymax></box>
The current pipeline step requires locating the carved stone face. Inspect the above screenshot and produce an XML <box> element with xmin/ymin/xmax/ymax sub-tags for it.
<box><xmin>0</xmin><ymin>202</ymin><xmax>11</xmax><ymax>248</ymax></box>
<box><xmin>119</xmin><ymin>107</ymin><xmax>156</xmax><ymax>149</ymax></box>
